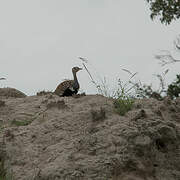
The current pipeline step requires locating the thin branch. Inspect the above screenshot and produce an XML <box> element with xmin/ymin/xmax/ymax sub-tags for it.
<box><xmin>82</xmin><ymin>63</ymin><xmax>95</xmax><ymax>83</ymax></box>
<box><xmin>121</xmin><ymin>68</ymin><xmax>132</xmax><ymax>75</ymax></box>
<box><xmin>78</xmin><ymin>57</ymin><xmax>88</xmax><ymax>63</ymax></box>
<box><xmin>155</xmin><ymin>50</ymin><xmax>180</xmax><ymax>66</ymax></box>
<box><xmin>174</xmin><ymin>35</ymin><xmax>180</xmax><ymax>51</ymax></box>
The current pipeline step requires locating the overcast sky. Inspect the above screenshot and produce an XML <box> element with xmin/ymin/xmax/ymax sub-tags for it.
<box><xmin>0</xmin><ymin>0</ymin><xmax>180</xmax><ymax>95</ymax></box>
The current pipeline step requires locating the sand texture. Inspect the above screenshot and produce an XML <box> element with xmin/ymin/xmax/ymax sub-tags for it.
<box><xmin>0</xmin><ymin>88</ymin><xmax>180</xmax><ymax>180</ymax></box>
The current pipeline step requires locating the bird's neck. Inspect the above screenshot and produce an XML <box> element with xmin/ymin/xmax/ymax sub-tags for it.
<box><xmin>73</xmin><ymin>71</ymin><xmax>77</xmax><ymax>81</ymax></box>
<box><xmin>72</xmin><ymin>71</ymin><xmax>79</xmax><ymax>89</ymax></box>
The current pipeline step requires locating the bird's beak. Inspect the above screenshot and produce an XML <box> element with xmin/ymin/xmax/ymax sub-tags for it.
<box><xmin>79</xmin><ymin>68</ymin><xmax>83</xmax><ymax>70</ymax></box>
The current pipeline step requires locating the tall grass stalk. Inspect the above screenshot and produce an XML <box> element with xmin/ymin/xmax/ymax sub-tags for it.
<box><xmin>79</xmin><ymin>58</ymin><xmax>136</xmax><ymax>115</ymax></box>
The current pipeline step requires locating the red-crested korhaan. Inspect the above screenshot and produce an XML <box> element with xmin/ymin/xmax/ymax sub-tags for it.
<box><xmin>54</xmin><ymin>67</ymin><xmax>82</xmax><ymax>96</ymax></box>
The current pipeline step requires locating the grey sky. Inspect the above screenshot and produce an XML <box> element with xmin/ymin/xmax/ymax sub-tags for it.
<box><xmin>0</xmin><ymin>0</ymin><xmax>180</xmax><ymax>95</ymax></box>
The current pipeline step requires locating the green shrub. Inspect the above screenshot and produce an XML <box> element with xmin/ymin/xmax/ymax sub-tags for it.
<box><xmin>11</xmin><ymin>119</ymin><xmax>32</xmax><ymax>126</ymax></box>
<box><xmin>114</xmin><ymin>97</ymin><xmax>134</xmax><ymax>116</ymax></box>
<box><xmin>167</xmin><ymin>74</ymin><xmax>180</xmax><ymax>99</ymax></box>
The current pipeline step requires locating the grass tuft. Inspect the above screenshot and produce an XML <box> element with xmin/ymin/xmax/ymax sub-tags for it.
<box><xmin>113</xmin><ymin>98</ymin><xmax>134</xmax><ymax>116</ymax></box>
<box><xmin>79</xmin><ymin>58</ymin><xmax>136</xmax><ymax>115</ymax></box>
<box><xmin>11</xmin><ymin>119</ymin><xmax>32</xmax><ymax>126</ymax></box>
<box><xmin>78</xmin><ymin>57</ymin><xmax>179</xmax><ymax>115</ymax></box>
<box><xmin>37</xmin><ymin>90</ymin><xmax>52</xmax><ymax>96</ymax></box>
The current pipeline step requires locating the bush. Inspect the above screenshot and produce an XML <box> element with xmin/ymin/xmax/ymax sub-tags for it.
<box><xmin>114</xmin><ymin>97</ymin><xmax>134</xmax><ymax>116</ymax></box>
<box><xmin>167</xmin><ymin>74</ymin><xmax>180</xmax><ymax>99</ymax></box>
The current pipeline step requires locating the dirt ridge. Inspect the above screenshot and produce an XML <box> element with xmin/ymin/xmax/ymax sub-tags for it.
<box><xmin>0</xmin><ymin>88</ymin><xmax>180</xmax><ymax>180</ymax></box>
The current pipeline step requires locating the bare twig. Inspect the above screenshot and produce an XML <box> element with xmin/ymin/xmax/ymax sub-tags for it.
<box><xmin>78</xmin><ymin>57</ymin><xmax>88</xmax><ymax>63</ymax></box>
<box><xmin>121</xmin><ymin>68</ymin><xmax>132</xmax><ymax>75</ymax></box>
<box><xmin>82</xmin><ymin>63</ymin><xmax>95</xmax><ymax>83</ymax></box>
<box><xmin>152</xmin><ymin>68</ymin><xmax>169</xmax><ymax>94</ymax></box>
<box><xmin>155</xmin><ymin>50</ymin><xmax>180</xmax><ymax>66</ymax></box>
<box><xmin>79</xmin><ymin>57</ymin><xmax>117</xmax><ymax>97</ymax></box>
<box><xmin>174</xmin><ymin>35</ymin><xmax>180</xmax><ymax>51</ymax></box>
<box><xmin>156</xmin><ymin>35</ymin><xmax>180</xmax><ymax>66</ymax></box>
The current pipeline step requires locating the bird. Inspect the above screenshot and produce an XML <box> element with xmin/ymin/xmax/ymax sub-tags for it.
<box><xmin>54</xmin><ymin>67</ymin><xmax>82</xmax><ymax>97</ymax></box>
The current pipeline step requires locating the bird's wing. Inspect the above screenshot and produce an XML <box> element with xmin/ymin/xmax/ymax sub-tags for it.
<box><xmin>54</xmin><ymin>80</ymin><xmax>74</xmax><ymax>96</ymax></box>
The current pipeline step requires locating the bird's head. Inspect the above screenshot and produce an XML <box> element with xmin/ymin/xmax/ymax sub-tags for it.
<box><xmin>72</xmin><ymin>67</ymin><xmax>82</xmax><ymax>73</ymax></box>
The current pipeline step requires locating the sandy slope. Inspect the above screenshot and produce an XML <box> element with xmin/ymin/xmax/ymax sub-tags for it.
<box><xmin>0</xmin><ymin>88</ymin><xmax>180</xmax><ymax>180</ymax></box>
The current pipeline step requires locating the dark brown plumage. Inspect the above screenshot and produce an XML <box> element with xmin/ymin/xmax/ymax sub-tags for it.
<box><xmin>54</xmin><ymin>67</ymin><xmax>82</xmax><ymax>97</ymax></box>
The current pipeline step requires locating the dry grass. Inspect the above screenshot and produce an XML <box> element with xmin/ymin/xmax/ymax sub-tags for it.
<box><xmin>37</xmin><ymin>90</ymin><xmax>52</xmax><ymax>96</ymax></box>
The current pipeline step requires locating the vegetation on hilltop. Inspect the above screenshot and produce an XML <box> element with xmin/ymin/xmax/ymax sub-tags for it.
<box><xmin>146</xmin><ymin>0</ymin><xmax>180</xmax><ymax>25</ymax></box>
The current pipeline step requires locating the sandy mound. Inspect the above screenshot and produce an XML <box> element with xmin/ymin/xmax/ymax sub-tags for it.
<box><xmin>0</xmin><ymin>88</ymin><xmax>26</xmax><ymax>98</ymax></box>
<box><xmin>0</xmin><ymin>94</ymin><xmax>180</xmax><ymax>180</ymax></box>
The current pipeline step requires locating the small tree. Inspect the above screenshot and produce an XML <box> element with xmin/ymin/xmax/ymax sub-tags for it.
<box><xmin>146</xmin><ymin>0</ymin><xmax>180</xmax><ymax>25</ymax></box>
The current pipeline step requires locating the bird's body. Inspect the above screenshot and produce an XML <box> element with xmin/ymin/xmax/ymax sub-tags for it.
<box><xmin>54</xmin><ymin>80</ymin><xmax>77</xmax><ymax>96</ymax></box>
<box><xmin>54</xmin><ymin>67</ymin><xmax>82</xmax><ymax>97</ymax></box>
